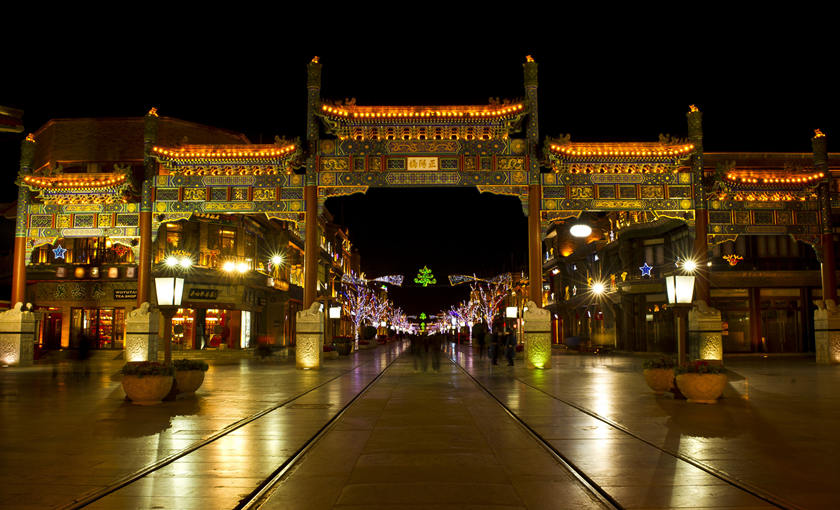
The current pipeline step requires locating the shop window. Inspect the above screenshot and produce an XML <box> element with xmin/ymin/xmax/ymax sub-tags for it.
<box><xmin>218</xmin><ymin>229</ymin><xmax>236</xmax><ymax>256</ymax></box>
<box><xmin>70</xmin><ymin>307</ymin><xmax>125</xmax><ymax>349</ymax></box>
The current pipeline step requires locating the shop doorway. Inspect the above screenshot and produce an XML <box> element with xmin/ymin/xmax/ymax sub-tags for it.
<box><xmin>44</xmin><ymin>312</ymin><xmax>62</xmax><ymax>350</ymax></box>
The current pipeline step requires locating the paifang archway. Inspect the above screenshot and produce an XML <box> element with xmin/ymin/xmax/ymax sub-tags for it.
<box><xmin>10</xmin><ymin>57</ymin><xmax>835</xmax><ymax>368</ymax></box>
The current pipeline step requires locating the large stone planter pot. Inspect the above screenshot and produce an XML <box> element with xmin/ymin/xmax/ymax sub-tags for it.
<box><xmin>643</xmin><ymin>368</ymin><xmax>675</xmax><ymax>395</ymax></box>
<box><xmin>175</xmin><ymin>370</ymin><xmax>205</xmax><ymax>396</ymax></box>
<box><xmin>122</xmin><ymin>375</ymin><xmax>174</xmax><ymax>405</ymax></box>
<box><xmin>336</xmin><ymin>343</ymin><xmax>351</xmax><ymax>356</ymax></box>
<box><xmin>676</xmin><ymin>373</ymin><xmax>727</xmax><ymax>404</ymax></box>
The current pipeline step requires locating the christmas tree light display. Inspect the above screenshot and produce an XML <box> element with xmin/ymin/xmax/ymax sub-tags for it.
<box><xmin>414</xmin><ymin>266</ymin><xmax>436</xmax><ymax>287</ymax></box>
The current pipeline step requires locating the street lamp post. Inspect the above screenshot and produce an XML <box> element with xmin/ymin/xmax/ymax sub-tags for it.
<box><xmin>155</xmin><ymin>276</ymin><xmax>184</xmax><ymax>364</ymax></box>
<box><xmin>666</xmin><ymin>273</ymin><xmax>695</xmax><ymax>365</ymax></box>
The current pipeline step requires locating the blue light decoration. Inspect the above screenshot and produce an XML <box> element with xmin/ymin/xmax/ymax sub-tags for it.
<box><xmin>52</xmin><ymin>244</ymin><xmax>68</xmax><ymax>259</ymax></box>
<box><xmin>640</xmin><ymin>262</ymin><xmax>653</xmax><ymax>277</ymax></box>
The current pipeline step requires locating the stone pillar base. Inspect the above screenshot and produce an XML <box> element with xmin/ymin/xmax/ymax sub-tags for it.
<box><xmin>688</xmin><ymin>300</ymin><xmax>723</xmax><ymax>362</ymax></box>
<box><xmin>125</xmin><ymin>303</ymin><xmax>160</xmax><ymax>362</ymax></box>
<box><xmin>524</xmin><ymin>301</ymin><xmax>551</xmax><ymax>369</ymax></box>
<box><xmin>296</xmin><ymin>302</ymin><xmax>324</xmax><ymax>369</ymax></box>
<box><xmin>814</xmin><ymin>300</ymin><xmax>840</xmax><ymax>364</ymax></box>
<box><xmin>0</xmin><ymin>303</ymin><xmax>35</xmax><ymax>366</ymax></box>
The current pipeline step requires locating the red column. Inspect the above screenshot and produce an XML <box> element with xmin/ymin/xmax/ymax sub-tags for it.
<box><xmin>528</xmin><ymin>184</ymin><xmax>542</xmax><ymax>305</ymax></box>
<box><xmin>694</xmin><ymin>208</ymin><xmax>711</xmax><ymax>303</ymax></box>
<box><xmin>304</xmin><ymin>184</ymin><xmax>318</xmax><ymax>308</ymax></box>
<box><xmin>136</xmin><ymin>210</ymin><xmax>152</xmax><ymax>307</ymax></box>
<box><xmin>821</xmin><ymin>233</ymin><xmax>837</xmax><ymax>303</ymax></box>
<box><xmin>11</xmin><ymin>237</ymin><xmax>27</xmax><ymax>305</ymax></box>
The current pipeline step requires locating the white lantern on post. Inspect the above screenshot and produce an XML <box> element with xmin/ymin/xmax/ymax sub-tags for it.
<box><xmin>154</xmin><ymin>276</ymin><xmax>184</xmax><ymax>364</ymax></box>
<box><xmin>666</xmin><ymin>273</ymin><xmax>696</xmax><ymax>365</ymax></box>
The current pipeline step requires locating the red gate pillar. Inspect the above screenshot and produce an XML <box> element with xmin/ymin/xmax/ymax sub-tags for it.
<box><xmin>11</xmin><ymin>135</ymin><xmax>36</xmax><ymax>306</ymax></box>
<box><xmin>523</xmin><ymin>56</ymin><xmax>542</xmax><ymax>305</ymax></box>
<box><xmin>303</xmin><ymin>57</ymin><xmax>322</xmax><ymax>310</ymax></box>
<box><xmin>137</xmin><ymin>110</ymin><xmax>159</xmax><ymax>307</ymax></box>
<box><xmin>137</xmin><ymin>186</ymin><xmax>152</xmax><ymax>307</ymax></box>
<box><xmin>814</xmin><ymin>131</ymin><xmax>836</xmax><ymax>303</ymax></box>
<box><xmin>528</xmin><ymin>183</ymin><xmax>542</xmax><ymax>304</ymax></box>
<box><xmin>303</xmin><ymin>184</ymin><xmax>318</xmax><ymax>308</ymax></box>
<box><xmin>687</xmin><ymin>106</ymin><xmax>710</xmax><ymax>304</ymax></box>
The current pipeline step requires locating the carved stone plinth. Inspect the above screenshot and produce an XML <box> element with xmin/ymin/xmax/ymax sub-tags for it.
<box><xmin>0</xmin><ymin>303</ymin><xmax>35</xmax><ymax>366</ymax></box>
<box><xmin>296</xmin><ymin>302</ymin><xmax>324</xmax><ymax>369</ymax></box>
<box><xmin>814</xmin><ymin>300</ymin><xmax>840</xmax><ymax>364</ymax></box>
<box><xmin>125</xmin><ymin>302</ymin><xmax>160</xmax><ymax>362</ymax></box>
<box><xmin>524</xmin><ymin>301</ymin><xmax>551</xmax><ymax>369</ymax></box>
<box><xmin>689</xmin><ymin>300</ymin><xmax>723</xmax><ymax>362</ymax></box>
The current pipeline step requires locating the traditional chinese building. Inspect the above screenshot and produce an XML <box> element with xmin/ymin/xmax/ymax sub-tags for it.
<box><xmin>11</xmin><ymin>114</ymin><xmax>358</xmax><ymax>353</ymax></box>
<box><xmin>7</xmin><ymin>57</ymin><xmax>840</xmax><ymax>366</ymax></box>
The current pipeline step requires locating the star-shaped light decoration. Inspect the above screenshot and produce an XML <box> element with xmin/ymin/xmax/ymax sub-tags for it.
<box><xmin>52</xmin><ymin>244</ymin><xmax>68</xmax><ymax>259</ymax></box>
<box><xmin>639</xmin><ymin>262</ymin><xmax>653</xmax><ymax>277</ymax></box>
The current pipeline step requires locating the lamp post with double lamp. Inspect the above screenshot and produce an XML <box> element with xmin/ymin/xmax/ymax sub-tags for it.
<box><xmin>666</xmin><ymin>259</ymin><xmax>697</xmax><ymax>365</ymax></box>
<box><xmin>155</xmin><ymin>254</ymin><xmax>190</xmax><ymax>363</ymax></box>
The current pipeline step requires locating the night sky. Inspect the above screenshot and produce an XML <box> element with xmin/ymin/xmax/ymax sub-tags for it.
<box><xmin>2</xmin><ymin>23</ymin><xmax>836</xmax><ymax>315</ymax></box>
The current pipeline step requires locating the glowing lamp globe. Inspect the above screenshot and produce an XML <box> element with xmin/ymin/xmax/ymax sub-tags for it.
<box><xmin>155</xmin><ymin>276</ymin><xmax>184</xmax><ymax>307</ymax></box>
<box><xmin>665</xmin><ymin>275</ymin><xmax>695</xmax><ymax>304</ymax></box>
<box><xmin>570</xmin><ymin>223</ymin><xmax>592</xmax><ymax>238</ymax></box>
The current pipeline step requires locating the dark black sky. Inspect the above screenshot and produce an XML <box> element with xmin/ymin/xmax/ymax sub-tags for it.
<box><xmin>2</xmin><ymin>19</ymin><xmax>836</xmax><ymax>315</ymax></box>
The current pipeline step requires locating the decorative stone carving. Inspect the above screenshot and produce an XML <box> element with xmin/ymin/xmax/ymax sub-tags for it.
<box><xmin>689</xmin><ymin>300</ymin><xmax>723</xmax><ymax>362</ymax></box>
<box><xmin>813</xmin><ymin>300</ymin><xmax>840</xmax><ymax>364</ymax></box>
<box><xmin>0</xmin><ymin>303</ymin><xmax>36</xmax><ymax>366</ymax></box>
<box><xmin>523</xmin><ymin>301</ymin><xmax>551</xmax><ymax>369</ymax></box>
<box><xmin>296</xmin><ymin>302</ymin><xmax>324</xmax><ymax>369</ymax></box>
<box><xmin>125</xmin><ymin>302</ymin><xmax>159</xmax><ymax>362</ymax></box>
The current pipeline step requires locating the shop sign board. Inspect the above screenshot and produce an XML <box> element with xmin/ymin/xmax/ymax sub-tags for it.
<box><xmin>188</xmin><ymin>288</ymin><xmax>219</xmax><ymax>300</ymax></box>
<box><xmin>114</xmin><ymin>288</ymin><xmax>137</xmax><ymax>300</ymax></box>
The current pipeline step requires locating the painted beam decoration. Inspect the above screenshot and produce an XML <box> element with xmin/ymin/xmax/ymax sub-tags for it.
<box><xmin>541</xmin><ymin>136</ymin><xmax>696</xmax><ymax>231</ymax></box>
<box><xmin>705</xmin><ymin>164</ymin><xmax>824</xmax><ymax>246</ymax></box>
<box><xmin>151</xmin><ymin>142</ymin><xmax>306</xmax><ymax>231</ymax></box>
<box><xmin>313</xmin><ymin>100</ymin><xmax>532</xmax><ymax>208</ymax></box>
<box><xmin>18</xmin><ymin>167</ymin><xmax>141</xmax><ymax>251</ymax></box>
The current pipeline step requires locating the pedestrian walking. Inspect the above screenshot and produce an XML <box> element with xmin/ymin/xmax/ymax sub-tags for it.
<box><xmin>505</xmin><ymin>329</ymin><xmax>516</xmax><ymax>366</ymax></box>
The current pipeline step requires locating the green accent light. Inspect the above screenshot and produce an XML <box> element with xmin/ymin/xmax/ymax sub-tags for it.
<box><xmin>414</xmin><ymin>266</ymin><xmax>436</xmax><ymax>287</ymax></box>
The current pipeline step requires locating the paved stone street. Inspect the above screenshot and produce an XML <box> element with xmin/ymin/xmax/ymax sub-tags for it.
<box><xmin>1</xmin><ymin>343</ymin><xmax>838</xmax><ymax>509</ymax></box>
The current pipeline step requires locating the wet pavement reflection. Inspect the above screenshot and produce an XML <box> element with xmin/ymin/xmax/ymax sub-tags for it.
<box><xmin>0</xmin><ymin>342</ymin><xmax>406</xmax><ymax>509</ymax></box>
<box><xmin>453</xmin><ymin>346</ymin><xmax>840</xmax><ymax>509</ymax></box>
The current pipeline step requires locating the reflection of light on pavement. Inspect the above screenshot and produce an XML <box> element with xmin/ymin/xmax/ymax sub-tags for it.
<box><xmin>591</xmin><ymin>372</ymin><xmax>613</xmax><ymax>418</ymax></box>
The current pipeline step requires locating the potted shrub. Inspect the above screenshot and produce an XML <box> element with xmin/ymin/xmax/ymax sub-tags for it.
<box><xmin>173</xmin><ymin>359</ymin><xmax>209</xmax><ymax>396</ymax></box>
<box><xmin>358</xmin><ymin>339</ymin><xmax>371</xmax><ymax>349</ymax></box>
<box><xmin>121</xmin><ymin>362</ymin><xmax>174</xmax><ymax>405</ymax></box>
<box><xmin>334</xmin><ymin>337</ymin><xmax>352</xmax><ymax>355</ymax></box>
<box><xmin>675</xmin><ymin>360</ymin><xmax>727</xmax><ymax>404</ymax></box>
<box><xmin>642</xmin><ymin>356</ymin><xmax>676</xmax><ymax>395</ymax></box>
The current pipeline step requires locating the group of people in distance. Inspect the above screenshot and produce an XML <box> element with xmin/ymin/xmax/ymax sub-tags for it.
<box><xmin>408</xmin><ymin>317</ymin><xmax>518</xmax><ymax>372</ymax></box>
<box><xmin>473</xmin><ymin>318</ymin><xmax>517</xmax><ymax>366</ymax></box>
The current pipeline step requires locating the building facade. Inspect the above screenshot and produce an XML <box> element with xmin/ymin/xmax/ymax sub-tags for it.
<box><xmin>14</xmin><ymin>115</ymin><xmax>359</xmax><ymax>353</ymax></box>
<box><xmin>8</xmin><ymin>57</ymin><xmax>839</xmax><ymax>364</ymax></box>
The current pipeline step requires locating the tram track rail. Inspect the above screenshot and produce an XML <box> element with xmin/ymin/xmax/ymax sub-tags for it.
<box><xmin>449</xmin><ymin>346</ymin><xmax>798</xmax><ymax>510</ymax></box>
<box><xmin>57</xmin><ymin>343</ymin><xmax>407</xmax><ymax>510</ymax></box>
<box><xmin>508</xmin><ymin>375</ymin><xmax>798</xmax><ymax>510</ymax></box>
<box><xmin>450</xmin><ymin>357</ymin><xmax>622</xmax><ymax>510</ymax></box>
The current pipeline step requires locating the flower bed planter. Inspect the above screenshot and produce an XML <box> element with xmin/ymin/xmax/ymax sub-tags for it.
<box><xmin>675</xmin><ymin>361</ymin><xmax>727</xmax><ymax>404</ymax></box>
<box><xmin>173</xmin><ymin>360</ymin><xmax>208</xmax><ymax>396</ymax></box>
<box><xmin>122</xmin><ymin>375</ymin><xmax>174</xmax><ymax>405</ymax></box>
<box><xmin>643</xmin><ymin>368</ymin><xmax>675</xmax><ymax>395</ymax></box>
<box><xmin>175</xmin><ymin>370</ymin><xmax>205</xmax><ymax>395</ymax></box>
<box><xmin>121</xmin><ymin>362</ymin><xmax>175</xmax><ymax>405</ymax></box>
<box><xmin>676</xmin><ymin>373</ymin><xmax>727</xmax><ymax>404</ymax></box>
